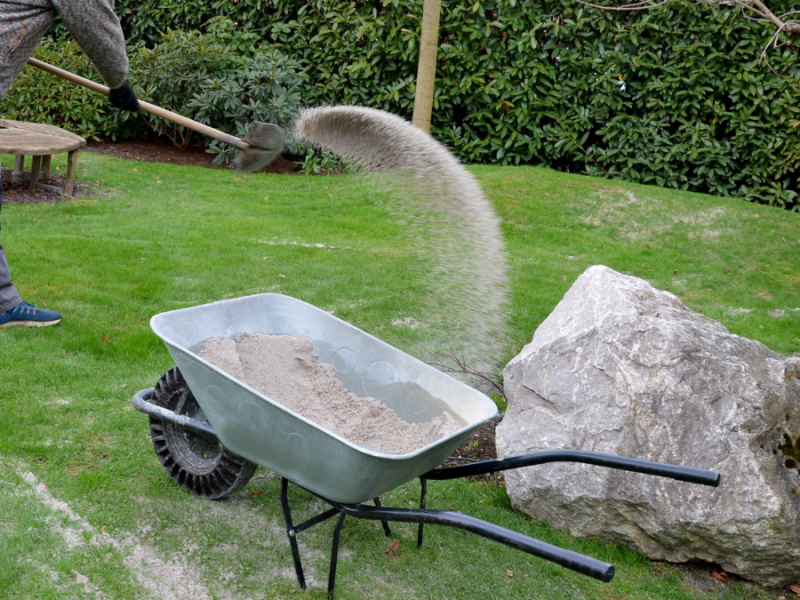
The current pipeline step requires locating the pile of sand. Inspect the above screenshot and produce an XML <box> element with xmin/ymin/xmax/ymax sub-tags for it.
<box><xmin>198</xmin><ymin>332</ymin><xmax>461</xmax><ymax>455</ymax></box>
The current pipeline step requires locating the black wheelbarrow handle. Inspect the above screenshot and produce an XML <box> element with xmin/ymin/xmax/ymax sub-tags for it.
<box><xmin>332</xmin><ymin>501</ymin><xmax>615</xmax><ymax>582</ymax></box>
<box><xmin>421</xmin><ymin>449</ymin><xmax>721</xmax><ymax>487</ymax></box>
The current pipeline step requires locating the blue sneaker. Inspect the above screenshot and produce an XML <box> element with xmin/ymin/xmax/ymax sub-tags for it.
<box><xmin>0</xmin><ymin>301</ymin><xmax>61</xmax><ymax>328</ymax></box>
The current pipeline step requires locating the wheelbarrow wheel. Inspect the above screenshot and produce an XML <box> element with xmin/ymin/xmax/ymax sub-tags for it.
<box><xmin>149</xmin><ymin>367</ymin><xmax>257</xmax><ymax>500</ymax></box>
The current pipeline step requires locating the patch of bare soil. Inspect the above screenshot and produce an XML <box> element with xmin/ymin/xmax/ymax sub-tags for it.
<box><xmin>1</xmin><ymin>167</ymin><xmax>88</xmax><ymax>204</ymax></box>
<box><xmin>449</xmin><ymin>414</ymin><xmax>501</xmax><ymax>461</ymax></box>
<box><xmin>84</xmin><ymin>137</ymin><xmax>300</xmax><ymax>174</ymax></box>
<box><xmin>440</xmin><ymin>414</ymin><xmax>503</xmax><ymax>481</ymax></box>
<box><xmin>658</xmin><ymin>560</ymin><xmax>783</xmax><ymax>597</ymax></box>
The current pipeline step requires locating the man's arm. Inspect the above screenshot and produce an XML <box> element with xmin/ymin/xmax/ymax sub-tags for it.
<box><xmin>52</xmin><ymin>0</ymin><xmax>129</xmax><ymax>89</ymax></box>
<box><xmin>0</xmin><ymin>3</ymin><xmax>55</xmax><ymax>101</ymax></box>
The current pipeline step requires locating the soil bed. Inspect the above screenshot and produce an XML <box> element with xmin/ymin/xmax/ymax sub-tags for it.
<box><xmin>447</xmin><ymin>414</ymin><xmax>501</xmax><ymax>462</ymax></box>
<box><xmin>443</xmin><ymin>414</ymin><xmax>502</xmax><ymax>481</ymax></box>
<box><xmin>83</xmin><ymin>137</ymin><xmax>301</xmax><ymax>175</ymax></box>
<box><xmin>1</xmin><ymin>167</ymin><xmax>87</xmax><ymax>204</ymax></box>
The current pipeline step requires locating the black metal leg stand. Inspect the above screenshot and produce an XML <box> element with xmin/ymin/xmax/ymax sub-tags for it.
<box><xmin>328</xmin><ymin>512</ymin><xmax>348</xmax><ymax>597</ymax></box>
<box><xmin>333</xmin><ymin>501</ymin><xmax>615</xmax><ymax>582</ymax></box>
<box><xmin>280</xmin><ymin>478</ymin><xmax>347</xmax><ymax>593</ymax></box>
<box><xmin>372</xmin><ymin>497</ymin><xmax>392</xmax><ymax>537</ymax></box>
<box><xmin>417</xmin><ymin>478</ymin><xmax>427</xmax><ymax>548</ymax></box>
<box><xmin>280</xmin><ymin>477</ymin><xmax>306</xmax><ymax>589</ymax></box>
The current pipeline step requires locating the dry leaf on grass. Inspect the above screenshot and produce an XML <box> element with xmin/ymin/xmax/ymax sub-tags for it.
<box><xmin>710</xmin><ymin>569</ymin><xmax>730</xmax><ymax>583</ymax></box>
<box><xmin>506</xmin><ymin>569</ymin><xmax>514</xmax><ymax>577</ymax></box>
<box><xmin>788</xmin><ymin>582</ymin><xmax>800</xmax><ymax>597</ymax></box>
<box><xmin>385</xmin><ymin>540</ymin><xmax>400</xmax><ymax>555</ymax></box>
<box><xmin>102</xmin><ymin>337</ymin><xmax>110</xmax><ymax>345</ymax></box>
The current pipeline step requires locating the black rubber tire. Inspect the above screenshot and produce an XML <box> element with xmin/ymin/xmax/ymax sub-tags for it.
<box><xmin>149</xmin><ymin>367</ymin><xmax>257</xmax><ymax>499</ymax></box>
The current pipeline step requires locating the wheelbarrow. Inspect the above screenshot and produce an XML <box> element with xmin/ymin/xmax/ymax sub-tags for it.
<box><xmin>132</xmin><ymin>293</ymin><xmax>721</xmax><ymax>596</ymax></box>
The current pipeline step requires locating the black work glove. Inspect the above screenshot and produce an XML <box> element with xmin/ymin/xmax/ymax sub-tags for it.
<box><xmin>108</xmin><ymin>81</ymin><xmax>140</xmax><ymax>112</ymax></box>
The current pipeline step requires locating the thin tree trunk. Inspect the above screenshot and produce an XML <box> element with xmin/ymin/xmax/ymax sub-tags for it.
<box><xmin>412</xmin><ymin>0</ymin><xmax>442</xmax><ymax>134</ymax></box>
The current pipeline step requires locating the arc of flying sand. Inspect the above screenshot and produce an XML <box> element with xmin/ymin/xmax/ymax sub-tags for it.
<box><xmin>294</xmin><ymin>106</ymin><xmax>510</xmax><ymax>374</ymax></box>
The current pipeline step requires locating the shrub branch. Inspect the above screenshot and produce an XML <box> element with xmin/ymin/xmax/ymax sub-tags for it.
<box><xmin>575</xmin><ymin>0</ymin><xmax>800</xmax><ymax>33</ymax></box>
<box><xmin>427</xmin><ymin>350</ymin><xmax>506</xmax><ymax>401</ymax></box>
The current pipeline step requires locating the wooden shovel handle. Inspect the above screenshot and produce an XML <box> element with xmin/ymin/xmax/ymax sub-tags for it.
<box><xmin>26</xmin><ymin>57</ymin><xmax>249</xmax><ymax>151</ymax></box>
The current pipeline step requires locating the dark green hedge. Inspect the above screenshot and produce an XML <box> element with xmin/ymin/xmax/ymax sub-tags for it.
<box><xmin>45</xmin><ymin>1</ymin><xmax>800</xmax><ymax>208</ymax></box>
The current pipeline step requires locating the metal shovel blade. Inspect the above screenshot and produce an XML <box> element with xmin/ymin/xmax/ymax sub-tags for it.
<box><xmin>231</xmin><ymin>122</ymin><xmax>285</xmax><ymax>173</ymax></box>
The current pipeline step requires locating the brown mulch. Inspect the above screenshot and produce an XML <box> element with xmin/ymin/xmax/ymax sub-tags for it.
<box><xmin>449</xmin><ymin>414</ymin><xmax>502</xmax><ymax>462</ymax></box>
<box><xmin>83</xmin><ymin>137</ymin><xmax>301</xmax><ymax>175</ymax></box>
<box><xmin>1</xmin><ymin>167</ymin><xmax>87</xmax><ymax>204</ymax></box>
<box><xmin>441</xmin><ymin>414</ymin><xmax>503</xmax><ymax>481</ymax></box>
<box><xmin>2</xmin><ymin>136</ymin><xmax>301</xmax><ymax>205</ymax></box>
<box><xmin>84</xmin><ymin>137</ymin><xmax>222</xmax><ymax>168</ymax></box>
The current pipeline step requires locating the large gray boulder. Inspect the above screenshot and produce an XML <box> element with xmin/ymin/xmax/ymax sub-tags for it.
<box><xmin>496</xmin><ymin>265</ymin><xmax>800</xmax><ymax>586</ymax></box>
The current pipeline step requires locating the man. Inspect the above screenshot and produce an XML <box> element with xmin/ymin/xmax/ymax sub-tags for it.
<box><xmin>0</xmin><ymin>0</ymin><xmax>139</xmax><ymax>328</ymax></box>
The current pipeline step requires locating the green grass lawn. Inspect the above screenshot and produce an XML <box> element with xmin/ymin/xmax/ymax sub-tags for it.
<box><xmin>1</xmin><ymin>151</ymin><xmax>798</xmax><ymax>600</ymax></box>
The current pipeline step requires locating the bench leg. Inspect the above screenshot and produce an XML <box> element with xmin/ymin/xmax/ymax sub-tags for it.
<box><xmin>30</xmin><ymin>155</ymin><xmax>41</xmax><ymax>190</ymax></box>
<box><xmin>41</xmin><ymin>155</ymin><xmax>51</xmax><ymax>180</ymax></box>
<box><xmin>12</xmin><ymin>154</ymin><xmax>24</xmax><ymax>184</ymax></box>
<box><xmin>65</xmin><ymin>150</ymin><xmax>79</xmax><ymax>198</ymax></box>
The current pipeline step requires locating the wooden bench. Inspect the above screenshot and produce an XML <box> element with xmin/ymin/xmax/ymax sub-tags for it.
<box><xmin>0</xmin><ymin>119</ymin><xmax>86</xmax><ymax>197</ymax></box>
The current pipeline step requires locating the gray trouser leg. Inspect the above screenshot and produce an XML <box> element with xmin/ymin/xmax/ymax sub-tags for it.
<box><xmin>0</xmin><ymin>181</ymin><xmax>23</xmax><ymax>313</ymax></box>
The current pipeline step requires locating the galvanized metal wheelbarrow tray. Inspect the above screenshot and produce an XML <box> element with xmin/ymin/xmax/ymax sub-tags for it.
<box><xmin>132</xmin><ymin>293</ymin><xmax>721</xmax><ymax>597</ymax></box>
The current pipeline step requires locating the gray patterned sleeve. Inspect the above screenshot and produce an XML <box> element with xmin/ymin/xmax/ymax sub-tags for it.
<box><xmin>0</xmin><ymin>2</ymin><xmax>55</xmax><ymax>101</ymax></box>
<box><xmin>0</xmin><ymin>0</ymin><xmax>129</xmax><ymax>101</ymax></box>
<box><xmin>52</xmin><ymin>0</ymin><xmax>129</xmax><ymax>88</ymax></box>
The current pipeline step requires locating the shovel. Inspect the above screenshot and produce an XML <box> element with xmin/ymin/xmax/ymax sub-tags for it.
<box><xmin>26</xmin><ymin>57</ymin><xmax>284</xmax><ymax>173</ymax></box>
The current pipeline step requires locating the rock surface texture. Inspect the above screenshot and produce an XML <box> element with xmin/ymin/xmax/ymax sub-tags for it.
<box><xmin>496</xmin><ymin>265</ymin><xmax>800</xmax><ymax>586</ymax></box>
